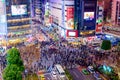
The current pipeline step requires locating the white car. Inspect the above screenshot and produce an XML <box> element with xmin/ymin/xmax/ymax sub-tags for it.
<box><xmin>87</xmin><ymin>66</ymin><xmax>95</xmax><ymax>73</ymax></box>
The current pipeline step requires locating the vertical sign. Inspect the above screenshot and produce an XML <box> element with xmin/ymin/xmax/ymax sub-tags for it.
<box><xmin>66</xmin><ymin>7</ymin><xmax>74</xmax><ymax>29</ymax></box>
<box><xmin>49</xmin><ymin>16</ymin><xmax>53</xmax><ymax>23</ymax></box>
<box><xmin>96</xmin><ymin>1</ymin><xmax>104</xmax><ymax>34</ymax></box>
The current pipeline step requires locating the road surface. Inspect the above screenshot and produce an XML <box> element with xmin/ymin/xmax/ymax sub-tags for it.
<box><xmin>68</xmin><ymin>68</ymin><xmax>95</xmax><ymax>80</ymax></box>
<box><xmin>44</xmin><ymin>73</ymin><xmax>63</xmax><ymax>80</ymax></box>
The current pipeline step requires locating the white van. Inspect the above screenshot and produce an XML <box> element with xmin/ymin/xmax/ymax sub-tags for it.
<box><xmin>54</xmin><ymin>64</ymin><xmax>65</xmax><ymax>78</ymax></box>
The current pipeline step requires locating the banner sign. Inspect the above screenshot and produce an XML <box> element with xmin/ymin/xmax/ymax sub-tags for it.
<box><xmin>66</xmin><ymin>7</ymin><xmax>74</xmax><ymax>29</ymax></box>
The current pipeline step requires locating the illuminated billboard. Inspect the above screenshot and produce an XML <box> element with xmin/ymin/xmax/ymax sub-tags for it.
<box><xmin>11</xmin><ymin>5</ymin><xmax>27</xmax><ymax>16</ymax></box>
<box><xmin>84</xmin><ymin>12</ymin><xmax>94</xmax><ymax>20</ymax></box>
<box><xmin>66</xmin><ymin>30</ymin><xmax>78</xmax><ymax>37</ymax></box>
<box><xmin>68</xmin><ymin>32</ymin><xmax>76</xmax><ymax>37</ymax></box>
<box><xmin>66</xmin><ymin>7</ymin><xmax>74</xmax><ymax>29</ymax></box>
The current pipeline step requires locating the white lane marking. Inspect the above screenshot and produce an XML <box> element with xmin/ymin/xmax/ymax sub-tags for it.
<box><xmin>73</xmin><ymin>71</ymin><xmax>79</xmax><ymax>78</ymax></box>
<box><xmin>81</xmin><ymin>72</ymin><xmax>91</xmax><ymax>80</ymax></box>
<box><xmin>47</xmin><ymin>77</ymin><xmax>50</xmax><ymax>80</ymax></box>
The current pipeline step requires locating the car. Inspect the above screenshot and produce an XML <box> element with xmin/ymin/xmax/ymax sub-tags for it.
<box><xmin>82</xmin><ymin>69</ymin><xmax>90</xmax><ymax>75</ymax></box>
<box><xmin>87</xmin><ymin>66</ymin><xmax>95</xmax><ymax>73</ymax></box>
<box><xmin>93</xmin><ymin>72</ymin><xmax>102</xmax><ymax>80</ymax></box>
<box><xmin>40</xmin><ymin>74</ymin><xmax>46</xmax><ymax>80</ymax></box>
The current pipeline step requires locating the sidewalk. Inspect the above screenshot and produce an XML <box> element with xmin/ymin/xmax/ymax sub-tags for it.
<box><xmin>39</xmin><ymin>25</ymin><xmax>51</xmax><ymax>41</ymax></box>
<box><xmin>77</xmin><ymin>66</ymin><xmax>87</xmax><ymax>71</ymax></box>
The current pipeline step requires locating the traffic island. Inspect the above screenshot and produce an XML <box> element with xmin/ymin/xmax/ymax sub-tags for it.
<box><xmin>97</xmin><ymin>65</ymin><xmax>119</xmax><ymax>80</ymax></box>
<box><xmin>65</xmin><ymin>69</ymin><xmax>73</xmax><ymax>80</ymax></box>
<box><xmin>25</xmin><ymin>73</ymin><xmax>39</xmax><ymax>80</ymax></box>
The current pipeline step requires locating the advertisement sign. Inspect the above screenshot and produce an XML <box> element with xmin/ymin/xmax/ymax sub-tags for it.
<box><xmin>66</xmin><ymin>7</ymin><xmax>74</xmax><ymax>29</ymax></box>
<box><xmin>11</xmin><ymin>5</ymin><xmax>27</xmax><ymax>16</ymax></box>
<box><xmin>96</xmin><ymin>1</ymin><xmax>104</xmax><ymax>34</ymax></box>
<box><xmin>96</xmin><ymin>23</ymin><xmax>102</xmax><ymax>33</ymax></box>
<box><xmin>80</xmin><ymin>30</ymin><xmax>95</xmax><ymax>36</ymax></box>
<box><xmin>49</xmin><ymin>16</ymin><xmax>53</xmax><ymax>23</ymax></box>
<box><xmin>66</xmin><ymin>30</ymin><xmax>78</xmax><ymax>37</ymax></box>
<box><xmin>45</xmin><ymin>2</ymin><xmax>49</xmax><ymax>16</ymax></box>
<box><xmin>84</xmin><ymin>12</ymin><xmax>94</xmax><ymax>21</ymax></box>
<box><xmin>97</xmin><ymin>1</ymin><xmax>104</xmax><ymax>6</ymax></box>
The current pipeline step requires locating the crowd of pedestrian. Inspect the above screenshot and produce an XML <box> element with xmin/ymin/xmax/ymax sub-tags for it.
<box><xmin>35</xmin><ymin>39</ymin><xmax>120</xmax><ymax>72</ymax></box>
<box><xmin>0</xmin><ymin>25</ymin><xmax>120</xmax><ymax>77</ymax></box>
<box><xmin>0</xmin><ymin>52</ymin><xmax>7</xmax><ymax>80</ymax></box>
<box><xmin>16</xmin><ymin>25</ymin><xmax>120</xmax><ymax>74</ymax></box>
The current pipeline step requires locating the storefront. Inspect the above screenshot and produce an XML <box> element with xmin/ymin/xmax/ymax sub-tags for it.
<box><xmin>102</xmin><ymin>34</ymin><xmax>120</xmax><ymax>46</ymax></box>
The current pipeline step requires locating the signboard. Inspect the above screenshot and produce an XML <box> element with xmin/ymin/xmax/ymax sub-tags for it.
<box><xmin>84</xmin><ymin>12</ymin><xmax>94</xmax><ymax>21</ymax></box>
<box><xmin>66</xmin><ymin>30</ymin><xmax>78</xmax><ymax>37</ymax></box>
<box><xmin>95</xmin><ymin>1</ymin><xmax>104</xmax><ymax>34</ymax></box>
<box><xmin>96</xmin><ymin>22</ymin><xmax>102</xmax><ymax>33</ymax></box>
<box><xmin>49</xmin><ymin>16</ymin><xmax>53</xmax><ymax>23</ymax></box>
<box><xmin>66</xmin><ymin>7</ymin><xmax>74</xmax><ymax>29</ymax></box>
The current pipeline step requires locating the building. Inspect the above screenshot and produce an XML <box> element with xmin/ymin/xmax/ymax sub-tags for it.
<box><xmin>46</xmin><ymin>0</ymin><xmax>97</xmax><ymax>38</ymax></box>
<box><xmin>74</xmin><ymin>0</ymin><xmax>97</xmax><ymax>37</ymax></box>
<box><xmin>0</xmin><ymin>0</ymin><xmax>32</xmax><ymax>46</ymax></box>
<box><xmin>47</xmin><ymin>0</ymin><xmax>76</xmax><ymax>38</ymax></box>
<box><xmin>111</xmin><ymin>0</ymin><xmax>120</xmax><ymax>25</ymax></box>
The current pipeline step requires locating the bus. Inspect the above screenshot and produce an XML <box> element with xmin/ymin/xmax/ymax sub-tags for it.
<box><xmin>55</xmin><ymin>64</ymin><xmax>65</xmax><ymax>78</ymax></box>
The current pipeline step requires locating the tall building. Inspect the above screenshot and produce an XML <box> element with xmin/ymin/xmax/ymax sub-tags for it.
<box><xmin>0</xmin><ymin>0</ymin><xmax>32</xmax><ymax>46</ymax></box>
<box><xmin>111</xmin><ymin>0</ymin><xmax>120</xmax><ymax>25</ymax></box>
<box><xmin>48</xmin><ymin>0</ymin><xmax>76</xmax><ymax>38</ymax></box>
<box><xmin>74</xmin><ymin>0</ymin><xmax>97</xmax><ymax>37</ymax></box>
<box><xmin>46</xmin><ymin>0</ymin><xmax>97</xmax><ymax>38</ymax></box>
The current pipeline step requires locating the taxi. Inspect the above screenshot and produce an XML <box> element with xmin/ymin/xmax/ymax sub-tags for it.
<box><xmin>40</xmin><ymin>74</ymin><xmax>46</xmax><ymax>80</ymax></box>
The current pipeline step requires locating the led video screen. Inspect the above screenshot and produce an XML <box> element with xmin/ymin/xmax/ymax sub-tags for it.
<box><xmin>11</xmin><ymin>5</ymin><xmax>27</xmax><ymax>16</ymax></box>
<box><xmin>84</xmin><ymin>12</ymin><xmax>94</xmax><ymax>20</ymax></box>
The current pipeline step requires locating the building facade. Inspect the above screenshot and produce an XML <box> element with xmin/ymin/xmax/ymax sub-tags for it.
<box><xmin>47</xmin><ymin>0</ymin><xmax>97</xmax><ymax>38</ymax></box>
<box><xmin>48</xmin><ymin>0</ymin><xmax>76</xmax><ymax>38</ymax></box>
<box><xmin>111</xmin><ymin>0</ymin><xmax>120</xmax><ymax>25</ymax></box>
<box><xmin>74</xmin><ymin>0</ymin><xmax>97</xmax><ymax>37</ymax></box>
<box><xmin>0</xmin><ymin>0</ymin><xmax>32</xmax><ymax>46</ymax></box>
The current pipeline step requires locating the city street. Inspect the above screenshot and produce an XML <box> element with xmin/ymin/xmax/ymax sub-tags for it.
<box><xmin>0</xmin><ymin>0</ymin><xmax>120</xmax><ymax>80</ymax></box>
<box><xmin>44</xmin><ymin>73</ymin><xmax>63</xmax><ymax>80</ymax></box>
<box><xmin>68</xmin><ymin>68</ymin><xmax>95</xmax><ymax>80</ymax></box>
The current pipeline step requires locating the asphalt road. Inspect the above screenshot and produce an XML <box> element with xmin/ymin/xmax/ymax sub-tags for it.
<box><xmin>44</xmin><ymin>73</ymin><xmax>52</xmax><ymax>80</ymax></box>
<box><xmin>44</xmin><ymin>73</ymin><xmax>62</xmax><ymax>80</ymax></box>
<box><xmin>68</xmin><ymin>68</ymin><xmax>95</xmax><ymax>80</ymax></box>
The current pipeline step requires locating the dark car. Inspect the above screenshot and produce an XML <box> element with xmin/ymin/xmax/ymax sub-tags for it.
<box><xmin>82</xmin><ymin>69</ymin><xmax>90</xmax><ymax>75</ymax></box>
<box><xmin>93</xmin><ymin>72</ymin><xmax>102</xmax><ymax>80</ymax></box>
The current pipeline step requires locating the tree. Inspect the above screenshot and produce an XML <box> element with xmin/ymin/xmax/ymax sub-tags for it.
<box><xmin>3</xmin><ymin>47</ymin><xmax>24</xmax><ymax>80</ymax></box>
<box><xmin>101</xmin><ymin>40</ymin><xmax>111</xmax><ymax>50</ymax></box>
<box><xmin>3</xmin><ymin>65</ymin><xmax>22</xmax><ymax>80</ymax></box>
